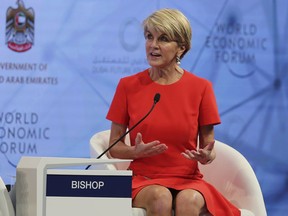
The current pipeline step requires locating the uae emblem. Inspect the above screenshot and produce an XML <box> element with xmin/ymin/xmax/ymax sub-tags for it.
<box><xmin>6</xmin><ymin>0</ymin><xmax>35</xmax><ymax>52</ymax></box>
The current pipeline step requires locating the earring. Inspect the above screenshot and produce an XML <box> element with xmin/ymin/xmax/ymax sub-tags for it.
<box><xmin>176</xmin><ymin>56</ymin><xmax>181</xmax><ymax>65</ymax></box>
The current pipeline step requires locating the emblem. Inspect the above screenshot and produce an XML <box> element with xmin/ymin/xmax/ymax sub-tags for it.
<box><xmin>6</xmin><ymin>0</ymin><xmax>35</xmax><ymax>52</ymax></box>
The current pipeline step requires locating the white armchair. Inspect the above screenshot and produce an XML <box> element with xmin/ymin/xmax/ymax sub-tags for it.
<box><xmin>89</xmin><ymin>130</ymin><xmax>267</xmax><ymax>216</ymax></box>
<box><xmin>0</xmin><ymin>177</ymin><xmax>15</xmax><ymax>216</ymax></box>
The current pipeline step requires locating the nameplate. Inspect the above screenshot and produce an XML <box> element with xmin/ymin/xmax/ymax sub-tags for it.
<box><xmin>46</xmin><ymin>174</ymin><xmax>132</xmax><ymax>198</ymax></box>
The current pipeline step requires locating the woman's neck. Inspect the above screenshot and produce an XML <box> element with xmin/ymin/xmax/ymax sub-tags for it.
<box><xmin>149</xmin><ymin>66</ymin><xmax>184</xmax><ymax>85</ymax></box>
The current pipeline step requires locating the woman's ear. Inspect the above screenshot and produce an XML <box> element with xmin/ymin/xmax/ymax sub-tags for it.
<box><xmin>178</xmin><ymin>46</ymin><xmax>186</xmax><ymax>57</ymax></box>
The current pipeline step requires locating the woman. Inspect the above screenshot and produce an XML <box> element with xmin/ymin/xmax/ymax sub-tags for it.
<box><xmin>106</xmin><ymin>8</ymin><xmax>240</xmax><ymax>216</ymax></box>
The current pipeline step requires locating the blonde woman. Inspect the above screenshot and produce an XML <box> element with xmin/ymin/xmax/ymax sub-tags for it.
<box><xmin>107</xmin><ymin>8</ymin><xmax>240</xmax><ymax>216</ymax></box>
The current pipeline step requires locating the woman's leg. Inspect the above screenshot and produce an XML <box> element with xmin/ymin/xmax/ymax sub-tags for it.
<box><xmin>133</xmin><ymin>185</ymin><xmax>173</xmax><ymax>216</ymax></box>
<box><xmin>174</xmin><ymin>189</ymin><xmax>207</xmax><ymax>216</ymax></box>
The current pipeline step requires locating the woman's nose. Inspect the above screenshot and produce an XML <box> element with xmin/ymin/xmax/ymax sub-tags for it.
<box><xmin>150</xmin><ymin>39</ymin><xmax>159</xmax><ymax>47</ymax></box>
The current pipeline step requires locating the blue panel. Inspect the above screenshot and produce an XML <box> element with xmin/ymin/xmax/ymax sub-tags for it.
<box><xmin>46</xmin><ymin>174</ymin><xmax>132</xmax><ymax>198</ymax></box>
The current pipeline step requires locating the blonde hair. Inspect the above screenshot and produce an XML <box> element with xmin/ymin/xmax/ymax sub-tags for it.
<box><xmin>143</xmin><ymin>8</ymin><xmax>192</xmax><ymax>58</ymax></box>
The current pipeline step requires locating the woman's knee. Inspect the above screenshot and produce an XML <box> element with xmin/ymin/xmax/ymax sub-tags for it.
<box><xmin>175</xmin><ymin>189</ymin><xmax>206</xmax><ymax>214</ymax></box>
<box><xmin>148</xmin><ymin>186</ymin><xmax>173</xmax><ymax>209</ymax></box>
<box><xmin>134</xmin><ymin>185</ymin><xmax>173</xmax><ymax>214</ymax></box>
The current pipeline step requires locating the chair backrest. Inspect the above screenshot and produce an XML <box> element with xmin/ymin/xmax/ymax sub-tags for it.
<box><xmin>89</xmin><ymin>130</ymin><xmax>267</xmax><ymax>216</ymax></box>
<box><xmin>89</xmin><ymin>129</ymin><xmax>130</xmax><ymax>170</ymax></box>
<box><xmin>199</xmin><ymin>141</ymin><xmax>267</xmax><ymax>216</ymax></box>
<box><xmin>0</xmin><ymin>177</ymin><xmax>15</xmax><ymax>216</ymax></box>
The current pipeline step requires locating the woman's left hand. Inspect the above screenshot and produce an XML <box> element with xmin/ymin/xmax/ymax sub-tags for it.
<box><xmin>181</xmin><ymin>141</ymin><xmax>215</xmax><ymax>164</ymax></box>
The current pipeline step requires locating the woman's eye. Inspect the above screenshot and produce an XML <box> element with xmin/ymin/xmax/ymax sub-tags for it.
<box><xmin>159</xmin><ymin>36</ymin><xmax>169</xmax><ymax>42</ymax></box>
<box><xmin>145</xmin><ymin>33</ymin><xmax>153</xmax><ymax>40</ymax></box>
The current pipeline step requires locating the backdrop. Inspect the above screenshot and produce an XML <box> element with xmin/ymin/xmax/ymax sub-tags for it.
<box><xmin>0</xmin><ymin>0</ymin><xmax>287</xmax><ymax>215</ymax></box>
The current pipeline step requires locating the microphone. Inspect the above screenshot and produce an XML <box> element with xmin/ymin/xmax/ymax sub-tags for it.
<box><xmin>86</xmin><ymin>93</ymin><xmax>161</xmax><ymax>169</ymax></box>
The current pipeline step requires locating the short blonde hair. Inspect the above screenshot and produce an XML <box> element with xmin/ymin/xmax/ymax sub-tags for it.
<box><xmin>143</xmin><ymin>8</ymin><xmax>192</xmax><ymax>58</ymax></box>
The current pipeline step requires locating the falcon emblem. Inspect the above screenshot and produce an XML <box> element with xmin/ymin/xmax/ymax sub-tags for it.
<box><xmin>6</xmin><ymin>0</ymin><xmax>35</xmax><ymax>52</ymax></box>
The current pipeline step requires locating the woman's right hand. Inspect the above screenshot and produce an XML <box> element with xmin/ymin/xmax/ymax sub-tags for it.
<box><xmin>133</xmin><ymin>132</ymin><xmax>168</xmax><ymax>159</ymax></box>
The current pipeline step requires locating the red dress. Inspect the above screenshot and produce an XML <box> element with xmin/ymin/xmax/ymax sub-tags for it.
<box><xmin>106</xmin><ymin>69</ymin><xmax>240</xmax><ymax>216</ymax></box>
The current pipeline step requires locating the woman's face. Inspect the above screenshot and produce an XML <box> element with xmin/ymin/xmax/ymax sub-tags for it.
<box><xmin>145</xmin><ymin>28</ymin><xmax>182</xmax><ymax>69</ymax></box>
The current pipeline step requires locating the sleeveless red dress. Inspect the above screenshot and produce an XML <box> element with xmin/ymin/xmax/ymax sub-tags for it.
<box><xmin>106</xmin><ymin>69</ymin><xmax>240</xmax><ymax>216</ymax></box>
